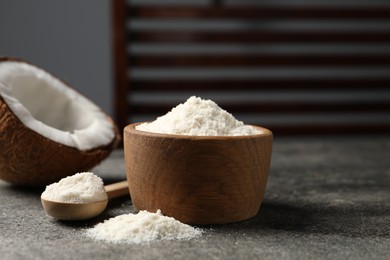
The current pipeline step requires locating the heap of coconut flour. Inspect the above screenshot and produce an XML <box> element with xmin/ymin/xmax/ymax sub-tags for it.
<box><xmin>136</xmin><ymin>96</ymin><xmax>262</xmax><ymax>136</ymax></box>
<box><xmin>86</xmin><ymin>210</ymin><xmax>202</xmax><ymax>244</ymax></box>
<box><xmin>41</xmin><ymin>172</ymin><xmax>107</xmax><ymax>203</ymax></box>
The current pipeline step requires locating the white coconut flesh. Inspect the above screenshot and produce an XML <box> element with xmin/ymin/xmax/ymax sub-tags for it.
<box><xmin>0</xmin><ymin>61</ymin><xmax>115</xmax><ymax>151</ymax></box>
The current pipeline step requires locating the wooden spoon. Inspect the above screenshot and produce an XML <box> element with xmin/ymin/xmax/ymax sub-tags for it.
<box><xmin>41</xmin><ymin>180</ymin><xmax>129</xmax><ymax>221</ymax></box>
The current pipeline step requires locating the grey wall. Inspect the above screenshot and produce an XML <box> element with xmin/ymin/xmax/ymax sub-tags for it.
<box><xmin>0</xmin><ymin>0</ymin><xmax>112</xmax><ymax>115</ymax></box>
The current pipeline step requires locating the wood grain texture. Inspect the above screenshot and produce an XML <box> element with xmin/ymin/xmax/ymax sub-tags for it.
<box><xmin>132</xmin><ymin>31</ymin><xmax>390</xmax><ymax>44</ymax></box>
<box><xmin>131</xmin><ymin>54</ymin><xmax>390</xmax><ymax>67</ymax></box>
<box><xmin>129</xmin><ymin>6</ymin><xmax>390</xmax><ymax>19</ymax></box>
<box><xmin>124</xmin><ymin>123</ymin><xmax>273</xmax><ymax>225</ymax></box>
<box><xmin>131</xmin><ymin>78</ymin><xmax>390</xmax><ymax>91</ymax></box>
<box><xmin>40</xmin><ymin>199</ymin><xmax>108</xmax><ymax>221</ymax></box>
<box><xmin>105</xmin><ymin>180</ymin><xmax>129</xmax><ymax>200</ymax></box>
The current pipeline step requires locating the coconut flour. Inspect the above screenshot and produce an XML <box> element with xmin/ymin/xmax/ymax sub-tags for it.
<box><xmin>41</xmin><ymin>172</ymin><xmax>107</xmax><ymax>203</ymax></box>
<box><xmin>136</xmin><ymin>96</ymin><xmax>262</xmax><ymax>136</ymax></box>
<box><xmin>86</xmin><ymin>210</ymin><xmax>202</xmax><ymax>244</ymax></box>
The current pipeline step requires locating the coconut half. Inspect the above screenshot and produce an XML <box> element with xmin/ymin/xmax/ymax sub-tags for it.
<box><xmin>0</xmin><ymin>57</ymin><xmax>120</xmax><ymax>186</ymax></box>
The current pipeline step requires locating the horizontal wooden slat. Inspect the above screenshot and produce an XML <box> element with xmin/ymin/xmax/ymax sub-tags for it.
<box><xmin>128</xmin><ymin>6</ymin><xmax>390</xmax><ymax>19</ymax></box>
<box><xmin>131</xmin><ymin>31</ymin><xmax>390</xmax><ymax>44</ymax></box>
<box><xmin>129</xmin><ymin>101</ymin><xmax>390</xmax><ymax>114</ymax></box>
<box><xmin>131</xmin><ymin>78</ymin><xmax>390</xmax><ymax>90</ymax></box>
<box><xmin>130</xmin><ymin>54</ymin><xmax>390</xmax><ymax>67</ymax></box>
<box><xmin>253</xmin><ymin>123</ymin><xmax>390</xmax><ymax>135</ymax></box>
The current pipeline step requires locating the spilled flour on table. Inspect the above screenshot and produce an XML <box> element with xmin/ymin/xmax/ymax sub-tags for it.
<box><xmin>86</xmin><ymin>210</ymin><xmax>202</xmax><ymax>244</ymax></box>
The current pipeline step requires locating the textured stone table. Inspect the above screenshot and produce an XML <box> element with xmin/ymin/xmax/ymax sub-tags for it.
<box><xmin>1</xmin><ymin>136</ymin><xmax>389</xmax><ymax>260</ymax></box>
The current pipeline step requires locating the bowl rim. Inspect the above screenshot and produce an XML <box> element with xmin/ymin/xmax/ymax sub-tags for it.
<box><xmin>124</xmin><ymin>122</ymin><xmax>273</xmax><ymax>140</ymax></box>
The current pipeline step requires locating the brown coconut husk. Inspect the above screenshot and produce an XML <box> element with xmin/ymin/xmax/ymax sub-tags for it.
<box><xmin>0</xmin><ymin>58</ymin><xmax>121</xmax><ymax>187</ymax></box>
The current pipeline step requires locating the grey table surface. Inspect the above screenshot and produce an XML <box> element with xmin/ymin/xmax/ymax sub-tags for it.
<box><xmin>0</xmin><ymin>136</ymin><xmax>389</xmax><ymax>260</ymax></box>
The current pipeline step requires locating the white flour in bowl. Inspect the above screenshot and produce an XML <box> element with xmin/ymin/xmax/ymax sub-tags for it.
<box><xmin>136</xmin><ymin>96</ymin><xmax>262</xmax><ymax>136</ymax></box>
<box><xmin>41</xmin><ymin>172</ymin><xmax>107</xmax><ymax>203</ymax></box>
<box><xmin>86</xmin><ymin>210</ymin><xmax>202</xmax><ymax>244</ymax></box>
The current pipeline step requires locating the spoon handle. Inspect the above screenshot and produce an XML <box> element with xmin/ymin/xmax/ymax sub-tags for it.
<box><xmin>105</xmin><ymin>180</ymin><xmax>129</xmax><ymax>200</ymax></box>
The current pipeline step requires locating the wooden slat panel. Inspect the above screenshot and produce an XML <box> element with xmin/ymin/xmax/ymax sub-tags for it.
<box><xmin>117</xmin><ymin>4</ymin><xmax>390</xmax><ymax>136</ymax></box>
<box><xmin>131</xmin><ymin>31</ymin><xmax>390</xmax><ymax>44</ymax></box>
<box><xmin>128</xmin><ymin>6</ymin><xmax>390</xmax><ymax>19</ymax></box>
<box><xmin>129</xmin><ymin>101</ymin><xmax>390</xmax><ymax>114</ymax></box>
<box><xmin>131</xmin><ymin>78</ymin><xmax>390</xmax><ymax>90</ymax></box>
<box><xmin>131</xmin><ymin>54</ymin><xmax>390</xmax><ymax>67</ymax></box>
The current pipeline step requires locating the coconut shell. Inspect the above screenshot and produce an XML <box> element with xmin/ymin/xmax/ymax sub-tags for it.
<box><xmin>0</xmin><ymin>95</ymin><xmax>120</xmax><ymax>187</ymax></box>
<box><xmin>0</xmin><ymin>58</ymin><xmax>120</xmax><ymax>187</ymax></box>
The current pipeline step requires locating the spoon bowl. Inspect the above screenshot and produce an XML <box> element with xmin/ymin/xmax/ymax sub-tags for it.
<box><xmin>41</xmin><ymin>180</ymin><xmax>129</xmax><ymax>221</ymax></box>
<box><xmin>41</xmin><ymin>199</ymin><xmax>108</xmax><ymax>221</ymax></box>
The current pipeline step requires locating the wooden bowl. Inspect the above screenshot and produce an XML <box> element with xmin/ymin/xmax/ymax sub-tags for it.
<box><xmin>123</xmin><ymin>123</ymin><xmax>273</xmax><ymax>225</ymax></box>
